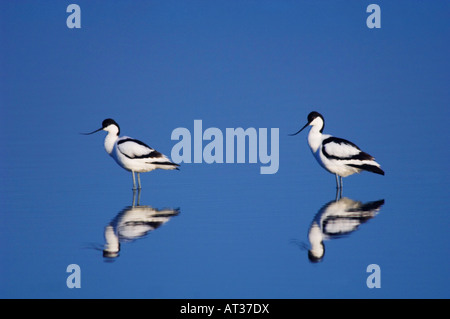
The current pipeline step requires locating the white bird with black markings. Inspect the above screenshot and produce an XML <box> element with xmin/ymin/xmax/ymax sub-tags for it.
<box><xmin>83</xmin><ymin>118</ymin><xmax>179</xmax><ymax>190</ymax></box>
<box><xmin>290</xmin><ymin>111</ymin><xmax>384</xmax><ymax>189</ymax></box>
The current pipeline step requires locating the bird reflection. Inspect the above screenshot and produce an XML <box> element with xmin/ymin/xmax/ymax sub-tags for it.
<box><xmin>103</xmin><ymin>189</ymin><xmax>180</xmax><ymax>259</ymax></box>
<box><xmin>297</xmin><ymin>193</ymin><xmax>384</xmax><ymax>263</ymax></box>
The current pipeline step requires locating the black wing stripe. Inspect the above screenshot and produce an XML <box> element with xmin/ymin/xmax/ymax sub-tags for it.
<box><xmin>150</xmin><ymin>161</ymin><xmax>180</xmax><ymax>167</ymax></box>
<box><xmin>347</xmin><ymin>164</ymin><xmax>385</xmax><ymax>175</ymax></box>
<box><xmin>322</xmin><ymin>137</ymin><xmax>374</xmax><ymax>161</ymax></box>
<box><xmin>122</xmin><ymin>150</ymin><xmax>163</xmax><ymax>160</ymax></box>
<box><xmin>118</xmin><ymin>138</ymin><xmax>164</xmax><ymax>159</ymax></box>
<box><xmin>322</xmin><ymin>149</ymin><xmax>374</xmax><ymax>161</ymax></box>
<box><xmin>117</xmin><ymin>138</ymin><xmax>152</xmax><ymax>148</ymax></box>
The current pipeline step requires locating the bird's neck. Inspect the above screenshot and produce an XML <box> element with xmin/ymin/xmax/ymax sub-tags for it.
<box><xmin>307</xmin><ymin>125</ymin><xmax>323</xmax><ymax>153</ymax></box>
<box><xmin>104</xmin><ymin>132</ymin><xmax>118</xmax><ymax>155</ymax></box>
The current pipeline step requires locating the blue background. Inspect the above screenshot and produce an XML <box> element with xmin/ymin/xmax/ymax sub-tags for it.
<box><xmin>1</xmin><ymin>0</ymin><xmax>449</xmax><ymax>298</ymax></box>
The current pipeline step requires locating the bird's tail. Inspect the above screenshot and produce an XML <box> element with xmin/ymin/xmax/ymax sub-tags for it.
<box><xmin>349</xmin><ymin>163</ymin><xmax>384</xmax><ymax>175</ymax></box>
<box><xmin>152</xmin><ymin>161</ymin><xmax>180</xmax><ymax>170</ymax></box>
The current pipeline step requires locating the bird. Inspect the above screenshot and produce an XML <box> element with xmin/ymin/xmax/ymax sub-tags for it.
<box><xmin>290</xmin><ymin>111</ymin><xmax>384</xmax><ymax>189</ymax></box>
<box><xmin>83</xmin><ymin>118</ymin><xmax>179</xmax><ymax>190</ymax></box>
<box><xmin>306</xmin><ymin>197</ymin><xmax>384</xmax><ymax>263</ymax></box>
<box><xmin>103</xmin><ymin>205</ymin><xmax>180</xmax><ymax>259</ymax></box>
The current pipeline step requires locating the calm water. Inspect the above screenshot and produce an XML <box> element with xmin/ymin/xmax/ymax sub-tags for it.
<box><xmin>1</xmin><ymin>1</ymin><xmax>449</xmax><ymax>299</ymax></box>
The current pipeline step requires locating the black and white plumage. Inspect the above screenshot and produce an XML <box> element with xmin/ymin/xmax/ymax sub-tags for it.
<box><xmin>83</xmin><ymin>119</ymin><xmax>179</xmax><ymax>190</ymax></box>
<box><xmin>103</xmin><ymin>205</ymin><xmax>180</xmax><ymax>258</ymax></box>
<box><xmin>290</xmin><ymin>111</ymin><xmax>384</xmax><ymax>188</ymax></box>
<box><xmin>307</xmin><ymin>197</ymin><xmax>384</xmax><ymax>262</ymax></box>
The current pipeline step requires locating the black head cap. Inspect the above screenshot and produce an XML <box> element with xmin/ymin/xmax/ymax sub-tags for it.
<box><xmin>102</xmin><ymin>118</ymin><xmax>120</xmax><ymax>135</ymax></box>
<box><xmin>102</xmin><ymin>118</ymin><xmax>118</xmax><ymax>128</ymax></box>
<box><xmin>307</xmin><ymin>111</ymin><xmax>324</xmax><ymax>133</ymax></box>
<box><xmin>307</xmin><ymin>111</ymin><xmax>323</xmax><ymax>123</ymax></box>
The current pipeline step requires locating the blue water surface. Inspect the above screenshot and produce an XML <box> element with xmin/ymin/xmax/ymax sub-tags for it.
<box><xmin>1</xmin><ymin>1</ymin><xmax>449</xmax><ymax>298</ymax></box>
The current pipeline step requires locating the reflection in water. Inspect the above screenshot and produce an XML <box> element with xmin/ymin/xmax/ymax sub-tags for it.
<box><xmin>103</xmin><ymin>189</ymin><xmax>180</xmax><ymax>259</ymax></box>
<box><xmin>301</xmin><ymin>194</ymin><xmax>384</xmax><ymax>263</ymax></box>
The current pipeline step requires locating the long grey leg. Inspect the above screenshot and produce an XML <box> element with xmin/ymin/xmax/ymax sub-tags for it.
<box><xmin>132</xmin><ymin>171</ymin><xmax>137</xmax><ymax>190</ymax></box>
<box><xmin>335</xmin><ymin>174</ymin><xmax>340</xmax><ymax>189</ymax></box>
<box><xmin>131</xmin><ymin>188</ymin><xmax>141</xmax><ymax>207</ymax></box>
<box><xmin>137</xmin><ymin>173</ymin><xmax>142</xmax><ymax>190</ymax></box>
<box><xmin>136</xmin><ymin>188</ymin><xmax>141</xmax><ymax>206</ymax></box>
<box><xmin>132</xmin><ymin>188</ymin><xmax>136</xmax><ymax>207</ymax></box>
